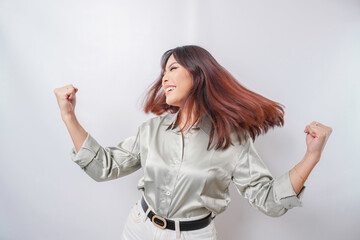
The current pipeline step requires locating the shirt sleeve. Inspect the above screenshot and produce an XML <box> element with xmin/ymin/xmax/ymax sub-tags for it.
<box><xmin>231</xmin><ymin>133</ymin><xmax>305</xmax><ymax>217</ymax></box>
<box><xmin>69</xmin><ymin>128</ymin><xmax>141</xmax><ymax>182</ymax></box>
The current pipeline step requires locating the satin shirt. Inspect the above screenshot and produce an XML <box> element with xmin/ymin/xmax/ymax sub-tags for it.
<box><xmin>70</xmin><ymin>111</ymin><xmax>305</xmax><ymax>219</ymax></box>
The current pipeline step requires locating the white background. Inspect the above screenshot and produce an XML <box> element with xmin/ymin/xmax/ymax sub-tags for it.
<box><xmin>1</xmin><ymin>0</ymin><xmax>359</xmax><ymax>239</ymax></box>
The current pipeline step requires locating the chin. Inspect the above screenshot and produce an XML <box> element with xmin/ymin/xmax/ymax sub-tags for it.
<box><xmin>166</xmin><ymin>96</ymin><xmax>181</xmax><ymax>107</ymax></box>
<box><xmin>166</xmin><ymin>100</ymin><xmax>179</xmax><ymax>107</ymax></box>
<box><xmin>165</xmin><ymin>98</ymin><xmax>173</xmax><ymax>106</ymax></box>
<box><xmin>167</xmin><ymin>102</ymin><xmax>177</xmax><ymax>107</ymax></box>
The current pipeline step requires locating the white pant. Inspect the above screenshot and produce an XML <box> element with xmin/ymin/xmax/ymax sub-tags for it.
<box><xmin>120</xmin><ymin>198</ymin><xmax>218</xmax><ymax>240</ymax></box>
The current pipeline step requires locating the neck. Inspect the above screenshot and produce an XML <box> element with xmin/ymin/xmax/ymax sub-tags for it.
<box><xmin>176</xmin><ymin>107</ymin><xmax>203</xmax><ymax>130</ymax></box>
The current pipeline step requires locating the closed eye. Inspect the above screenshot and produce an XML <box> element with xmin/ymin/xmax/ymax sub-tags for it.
<box><xmin>163</xmin><ymin>64</ymin><xmax>178</xmax><ymax>75</ymax></box>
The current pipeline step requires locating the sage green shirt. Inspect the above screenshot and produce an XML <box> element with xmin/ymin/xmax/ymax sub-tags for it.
<box><xmin>70</xmin><ymin>111</ymin><xmax>305</xmax><ymax>219</ymax></box>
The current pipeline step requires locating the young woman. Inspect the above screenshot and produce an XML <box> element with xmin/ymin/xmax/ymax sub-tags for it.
<box><xmin>54</xmin><ymin>45</ymin><xmax>333</xmax><ymax>240</ymax></box>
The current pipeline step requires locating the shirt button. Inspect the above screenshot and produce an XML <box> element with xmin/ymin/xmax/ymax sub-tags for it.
<box><xmin>166</xmin><ymin>191</ymin><xmax>171</xmax><ymax>196</ymax></box>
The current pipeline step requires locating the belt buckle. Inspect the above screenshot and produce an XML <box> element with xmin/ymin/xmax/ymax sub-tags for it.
<box><xmin>152</xmin><ymin>215</ymin><xmax>167</xmax><ymax>229</ymax></box>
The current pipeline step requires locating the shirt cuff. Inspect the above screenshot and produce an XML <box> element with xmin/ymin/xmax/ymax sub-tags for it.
<box><xmin>69</xmin><ymin>132</ymin><xmax>101</xmax><ymax>168</ymax></box>
<box><xmin>273</xmin><ymin>170</ymin><xmax>306</xmax><ymax>209</ymax></box>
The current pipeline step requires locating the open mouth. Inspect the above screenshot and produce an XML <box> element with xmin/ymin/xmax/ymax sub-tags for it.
<box><xmin>166</xmin><ymin>87</ymin><xmax>176</xmax><ymax>94</ymax></box>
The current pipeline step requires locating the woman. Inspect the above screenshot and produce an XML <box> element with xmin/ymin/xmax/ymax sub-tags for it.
<box><xmin>54</xmin><ymin>45</ymin><xmax>333</xmax><ymax>240</ymax></box>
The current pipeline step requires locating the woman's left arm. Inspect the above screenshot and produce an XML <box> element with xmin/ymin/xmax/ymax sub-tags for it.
<box><xmin>289</xmin><ymin>121</ymin><xmax>333</xmax><ymax>195</ymax></box>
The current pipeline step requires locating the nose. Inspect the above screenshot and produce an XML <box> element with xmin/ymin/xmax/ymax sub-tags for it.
<box><xmin>162</xmin><ymin>72</ymin><xmax>168</xmax><ymax>83</ymax></box>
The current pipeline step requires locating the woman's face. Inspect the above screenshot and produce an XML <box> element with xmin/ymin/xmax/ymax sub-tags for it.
<box><xmin>162</xmin><ymin>54</ymin><xmax>193</xmax><ymax>107</ymax></box>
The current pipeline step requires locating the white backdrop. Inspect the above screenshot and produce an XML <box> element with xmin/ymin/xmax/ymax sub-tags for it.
<box><xmin>1</xmin><ymin>0</ymin><xmax>359</xmax><ymax>239</ymax></box>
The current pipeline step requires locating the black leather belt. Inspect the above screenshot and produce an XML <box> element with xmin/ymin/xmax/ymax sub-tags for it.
<box><xmin>140</xmin><ymin>196</ymin><xmax>212</xmax><ymax>231</ymax></box>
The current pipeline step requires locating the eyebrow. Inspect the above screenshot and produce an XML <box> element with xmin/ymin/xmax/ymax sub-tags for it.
<box><xmin>163</xmin><ymin>62</ymin><xmax>178</xmax><ymax>73</ymax></box>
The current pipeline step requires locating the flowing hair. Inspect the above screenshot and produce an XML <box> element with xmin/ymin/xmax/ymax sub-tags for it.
<box><xmin>142</xmin><ymin>45</ymin><xmax>285</xmax><ymax>151</ymax></box>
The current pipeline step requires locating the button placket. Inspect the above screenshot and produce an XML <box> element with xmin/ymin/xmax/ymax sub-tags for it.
<box><xmin>159</xmin><ymin>164</ymin><xmax>175</xmax><ymax>211</ymax></box>
<box><xmin>164</xmin><ymin>131</ymin><xmax>184</xmax><ymax>217</ymax></box>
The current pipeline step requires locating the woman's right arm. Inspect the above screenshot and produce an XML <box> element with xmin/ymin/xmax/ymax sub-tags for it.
<box><xmin>54</xmin><ymin>84</ymin><xmax>142</xmax><ymax>182</ymax></box>
<box><xmin>54</xmin><ymin>84</ymin><xmax>87</xmax><ymax>152</ymax></box>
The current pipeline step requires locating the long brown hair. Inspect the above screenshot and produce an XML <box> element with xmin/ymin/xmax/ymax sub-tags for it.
<box><xmin>142</xmin><ymin>45</ymin><xmax>285</xmax><ymax>151</ymax></box>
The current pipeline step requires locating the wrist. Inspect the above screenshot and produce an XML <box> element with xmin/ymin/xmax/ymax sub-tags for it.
<box><xmin>62</xmin><ymin>112</ymin><xmax>77</xmax><ymax>123</ymax></box>
<box><xmin>304</xmin><ymin>150</ymin><xmax>322</xmax><ymax>164</ymax></box>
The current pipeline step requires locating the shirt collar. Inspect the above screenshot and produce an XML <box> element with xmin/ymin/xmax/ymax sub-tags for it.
<box><xmin>164</xmin><ymin>111</ymin><xmax>212</xmax><ymax>136</ymax></box>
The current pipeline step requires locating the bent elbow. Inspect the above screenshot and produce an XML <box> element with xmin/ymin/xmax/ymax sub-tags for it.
<box><xmin>91</xmin><ymin>175</ymin><xmax>107</xmax><ymax>182</ymax></box>
<box><xmin>260</xmin><ymin>205</ymin><xmax>288</xmax><ymax>218</ymax></box>
<box><xmin>83</xmin><ymin>165</ymin><xmax>117</xmax><ymax>182</ymax></box>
